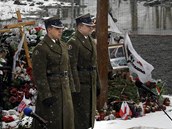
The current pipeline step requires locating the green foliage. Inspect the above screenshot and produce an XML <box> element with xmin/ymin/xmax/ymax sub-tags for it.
<box><xmin>108</xmin><ymin>75</ymin><xmax>139</xmax><ymax>103</ymax></box>
<box><xmin>61</xmin><ymin>29</ymin><xmax>75</xmax><ymax>43</ymax></box>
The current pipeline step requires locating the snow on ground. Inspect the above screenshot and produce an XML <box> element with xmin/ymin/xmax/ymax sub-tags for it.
<box><xmin>0</xmin><ymin>0</ymin><xmax>72</xmax><ymax>20</ymax></box>
<box><xmin>93</xmin><ymin>95</ymin><xmax>172</xmax><ymax>129</ymax></box>
<box><xmin>94</xmin><ymin>110</ymin><xmax>172</xmax><ymax>129</ymax></box>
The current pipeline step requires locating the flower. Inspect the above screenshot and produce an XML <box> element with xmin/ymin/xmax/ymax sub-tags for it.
<box><xmin>10</xmin><ymin>88</ymin><xmax>18</xmax><ymax>96</ymax></box>
<box><xmin>9</xmin><ymin>96</ymin><xmax>17</xmax><ymax>103</ymax></box>
<box><xmin>17</xmin><ymin>95</ymin><xmax>23</xmax><ymax>102</ymax></box>
<box><xmin>26</xmin><ymin>67</ymin><xmax>32</xmax><ymax>80</ymax></box>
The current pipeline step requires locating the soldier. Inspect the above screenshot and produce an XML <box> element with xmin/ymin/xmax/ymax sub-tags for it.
<box><xmin>31</xmin><ymin>16</ymin><xmax>75</xmax><ymax>129</ymax></box>
<box><xmin>67</xmin><ymin>13</ymin><xmax>100</xmax><ymax>129</ymax></box>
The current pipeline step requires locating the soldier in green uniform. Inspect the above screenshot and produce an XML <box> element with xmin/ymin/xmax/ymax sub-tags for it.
<box><xmin>31</xmin><ymin>17</ymin><xmax>75</xmax><ymax>129</ymax></box>
<box><xmin>68</xmin><ymin>13</ymin><xmax>100</xmax><ymax>129</ymax></box>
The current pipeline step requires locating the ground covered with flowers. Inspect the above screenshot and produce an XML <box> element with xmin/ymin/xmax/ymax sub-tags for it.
<box><xmin>95</xmin><ymin>69</ymin><xmax>170</xmax><ymax>121</ymax></box>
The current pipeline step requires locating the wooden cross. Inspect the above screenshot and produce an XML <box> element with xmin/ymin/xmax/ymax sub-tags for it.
<box><xmin>0</xmin><ymin>29</ymin><xmax>11</xmax><ymax>33</ymax></box>
<box><xmin>2</xmin><ymin>10</ymin><xmax>35</xmax><ymax>68</ymax></box>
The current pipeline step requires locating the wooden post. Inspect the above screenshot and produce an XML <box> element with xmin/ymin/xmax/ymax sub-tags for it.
<box><xmin>4</xmin><ymin>10</ymin><xmax>35</xmax><ymax>68</ymax></box>
<box><xmin>96</xmin><ymin>0</ymin><xmax>109</xmax><ymax>110</ymax></box>
<box><xmin>16</xmin><ymin>10</ymin><xmax>22</xmax><ymax>22</ymax></box>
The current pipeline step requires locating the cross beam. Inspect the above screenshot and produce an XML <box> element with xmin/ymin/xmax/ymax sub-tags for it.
<box><xmin>4</xmin><ymin>21</ymin><xmax>35</xmax><ymax>29</ymax></box>
<box><xmin>0</xmin><ymin>29</ymin><xmax>11</xmax><ymax>33</ymax></box>
<box><xmin>2</xmin><ymin>10</ymin><xmax>35</xmax><ymax>68</ymax></box>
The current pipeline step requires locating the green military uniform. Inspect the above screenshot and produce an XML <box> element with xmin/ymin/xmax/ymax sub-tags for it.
<box><xmin>32</xmin><ymin>35</ymin><xmax>75</xmax><ymax>129</ymax></box>
<box><xmin>68</xmin><ymin>30</ymin><xmax>100</xmax><ymax>129</ymax></box>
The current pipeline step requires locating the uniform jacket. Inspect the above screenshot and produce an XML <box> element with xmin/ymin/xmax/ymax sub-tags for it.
<box><xmin>68</xmin><ymin>30</ymin><xmax>100</xmax><ymax>129</ymax></box>
<box><xmin>31</xmin><ymin>35</ymin><xmax>75</xmax><ymax>129</ymax></box>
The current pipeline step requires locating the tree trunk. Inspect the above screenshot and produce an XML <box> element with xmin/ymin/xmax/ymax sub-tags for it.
<box><xmin>130</xmin><ymin>0</ymin><xmax>138</xmax><ymax>32</ymax></box>
<box><xmin>155</xmin><ymin>6</ymin><xmax>160</xmax><ymax>28</ymax></box>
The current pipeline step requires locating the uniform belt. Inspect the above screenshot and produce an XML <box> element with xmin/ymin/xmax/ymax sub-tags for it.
<box><xmin>77</xmin><ymin>66</ymin><xmax>96</xmax><ymax>71</ymax></box>
<box><xmin>47</xmin><ymin>71</ymin><xmax>68</xmax><ymax>78</ymax></box>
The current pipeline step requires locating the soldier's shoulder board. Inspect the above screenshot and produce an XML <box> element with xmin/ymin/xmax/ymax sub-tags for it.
<box><xmin>69</xmin><ymin>36</ymin><xmax>76</xmax><ymax>42</ymax></box>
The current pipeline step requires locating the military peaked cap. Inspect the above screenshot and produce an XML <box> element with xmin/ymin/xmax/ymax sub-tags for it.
<box><xmin>44</xmin><ymin>16</ymin><xmax>64</xmax><ymax>29</ymax></box>
<box><xmin>75</xmin><ymin>13</ymin><xmax>95</xmax><ymax>26</ymax></box>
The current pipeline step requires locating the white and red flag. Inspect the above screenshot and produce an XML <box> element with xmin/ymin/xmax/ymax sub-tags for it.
<box><xmin>17</xmin><ymin>95</ymin><xmax>31</xmax><ymax>113</ymax></box>
<box><xmin>124</xmin><ymin>33</ymin><xmax>154</xmax><ymax>83</ymax></box>
<box><xmin>119</xmin><ymin>101</ymin><xmax>132</xmax><ymax>120</ymax></box>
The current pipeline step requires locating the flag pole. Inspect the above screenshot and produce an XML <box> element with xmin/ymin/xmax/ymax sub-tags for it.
<box><xmin>152</xmin><ymin>95</ymin><xmax>172</xmax><ymax>122</ymax></box>
<box><xmin>124</xmin><ymin>32</ymin><xmax>129</xmax><ymax>61</ymax></box>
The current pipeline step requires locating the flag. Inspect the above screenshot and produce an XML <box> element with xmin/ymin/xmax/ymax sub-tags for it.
<box><xmin>124</xmin><ymin>33</ymin><xmax>154</xmax><ymax>83</ymax></box>
<box><xmin>156</xmin><ymin>86</ymin><xmax>161</xmax><ymax>95</ymax></box>
<box><xmin>119</xmin><ymin>101</ymin><xmax>132</xmax><ymax>120</ymax></box>
<box><xmin>155</xmin><ymin>82</ymin><xmax>164</xmax><ymax>95</ymax></box>
<box><xmin>17</xmin><ymin>95</ymin><xmax>31</xmax><ymax>113</ymax></box>
<box><xmin>108</xmin><ymin>13</ymin><xmax>122</xmax><ymax>34</ymax></box>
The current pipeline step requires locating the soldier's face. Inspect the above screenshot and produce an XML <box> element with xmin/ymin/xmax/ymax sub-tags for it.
<box><xmin>48</xmin><ymin>27</ymin><xmax>63</xmax><ymax>40</ymax></box>
<box><xmin>79</xmin><ymin>24</ymin><xmax>94</xmax><ymax>36</ymax></box>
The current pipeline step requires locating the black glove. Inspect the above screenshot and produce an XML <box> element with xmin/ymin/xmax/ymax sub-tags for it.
<box><xmin>42</xmin><ymin>97</ymin><xmax>57</xmax><ymax>107</ymax></box>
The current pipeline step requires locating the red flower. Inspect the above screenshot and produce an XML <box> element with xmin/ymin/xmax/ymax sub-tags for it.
<box><xmin>134</xmin><ymin>77</ymin><xmax>140</xmax><ymax>81</ymax></box>
<box><xmin>17</xmin><ymin>95</ymin><xmax>23</xmax><ymax>102</ymax></box>
<box><xmin>2</xmin><ymin>116</ymin><xmax>15</xmax><ymax>122</ymax></box>
<box><xmin>26</xmin><ymin>67</ymin><xmax>33</xmax><ymax>80</ymax></box>
<box><xmin>17</xmin><ymin>91</ymin><xmax>24</xmax><ymax>97</ymax></box>
<box><xmin>24</xmin><ymin>83</ymin><xmax>30</xmax><ymax>89</ymax></box>
<box><xmin>35</xmin><ymin>27</ymin><xmax>44</xmax><ymax>32</ymax></box>
<box><xmin>10</xmin><ymin>88</ymin><xmax>18</xmax><ymax>96</ymax></box>
<box><xmin>9</xmin><ymin>96</ymin><xmax>17</xmax><ymax>103</ymax></box>
<box><xmin>26</xmin><ymin>67</ymin><xmax>32</xmax><ymax>75</ymax></box>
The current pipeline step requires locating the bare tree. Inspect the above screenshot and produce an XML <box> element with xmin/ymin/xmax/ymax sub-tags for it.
<box><xmin>130</xmin><ymin>0</ymin><xmax>138</xmax><ymax>31</ymax></box>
